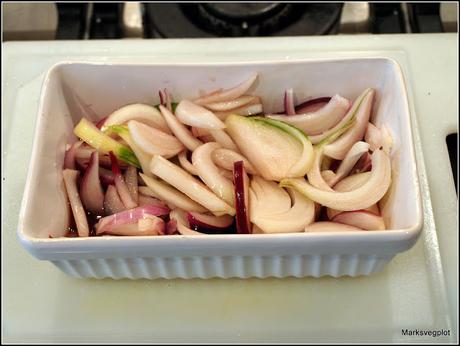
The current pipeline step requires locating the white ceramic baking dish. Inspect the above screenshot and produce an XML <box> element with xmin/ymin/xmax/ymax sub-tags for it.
<box><xmin>17</xmin><ymin>58</ymin><xmax>423</xmax><ymax>279</ymax></box>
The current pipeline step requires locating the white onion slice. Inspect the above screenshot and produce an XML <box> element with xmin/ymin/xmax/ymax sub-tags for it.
<box><xmin>249</xmin><ymin>176</ymin><xmax>291</xmax><ymax>221</ymax></box>
<box><xmin>252</xmin><ymin>188</ymin><xmax>315</xmax><ymax>233</ymax></box>
<box><xmin>191</xmin><ymin>126</ymin><xmax>210</xmax><ymax>138</ymax></box>
<box><xmin>365</xmin><ymin>122</ymin><xmax>384</xmax><ymax>151</ymax></box>
<box><xmin>175</xmin><ymin>100</ymin><xmax>226</xmax><ymax>129</ymax></box>
<box><xmin>323</xmin><ymin>89</ymin><xmax>375</xmax><ymax>160</ymax></box>
<box><xmin>139</xmin><ymin>174</ymin><xmax>206</xmax><ymax>213</ymax></box>
<box><xmin>209</xmin><ymin>129</ymin><xmax>240</xmax><ymax>152</ymax></box>
<box><xmin>267</xmin><ymin>94</ymin><xmax>350</xmax><ymax>135</ymax></box>
<box><xmin>178</xmin><ymin>150</ymin><xmax>199</xmax><ymax>175</ymax></box>
<box><xmin>280</xmin><ymin>149</ymin><xmax>391</xmax><ymax>211</ymax></box>
<box><xmin>124</xmin><ymin>165</ymin><xmax>139</xmax><ymax>204</ymax></box>
<box><xmin>321</xmin><ymin>170</ymin><xmax>337</xmax><ymax>186</ymax></box>
<box><xmin>329</xmin><ymin>141</ymin><xmax>370</xmax><ymax>187</ymax></box>
<box><xmin>306</xmin><ymin>147</ymin><xmax>335</xmax><ymax>192</ymax></box>
<box><xmin>205</xmin><ymin>95</ymin><xmax>256</xmax><ymax>111</ymax></box>
<box><xmin>150</xmin><ymin>155</ymin><xmax>235</xmax><ymax>216</ymax></box>
<box><xmin>304</xmin><ymin>221</ymin><xmax>363</xmax><ymax>232</ymax></box>
<box><xmin>194</xmin><ymin>73</ymin><xmax>257</xmax><ymax>105</ymax></box>
<box><xmin>191</xmin><ymin>142</ymin><xmax>235</xmax><ymax>206</ymax></box>
<box><xmin>159</xmin><ymin>105</ymin><xmax>203</xmax><ymax>151</ymax></box>
<box><xmin>103</xmin><ymin>103</ymin><xmax>171</xmax><ymax>134</ymax></box>
<box><xmin>62</xmin><ymin>169</ymin><xmax>89</xmax><ymax>237</ymax></box>
<box><xmin>109</xmin><ymin>152</ymin><xmax>137</xmax><ymax>209</ymax></box>
<box><xmin>211</xmin><ymin>148</ymin><xmax>258</xmax><ymax>175</ymax></box>
<box><xmin>128</xmin><ymin>120</ymin><xmax>184</xmax><ymax>158</ymax></box>
<box><xmin>214</xmin><ymin>103</ymin><xmax>263</xmax><ymax>121</ymax></box>
<box><xmin>332</xmin><ymin>210</ymin><xmax>385</xmax><ymax>230</ymax></box>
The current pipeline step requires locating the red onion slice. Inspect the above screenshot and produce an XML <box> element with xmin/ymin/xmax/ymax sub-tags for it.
<box><xmin>351</xmin><ymin>152</ymin><xmax>372</xmax><ymax>174</ymax></box>
<box><xmin>109</xmin><ymin>151</ymin><xmax>137</xmax><ymax>209</ymax></box>
<box><xmin>323</xmin><ymin>89</ymin><xmax>375</xmax><ymax>160</ymax></box>
<box><xmin>194</xmin><ymin>74</ymin><xmax>258</xmax><ymax>105</ymax></box>
<box><xmin>233</xmin><ymin>161</ymin><xmax>252</xmax><ymax>234</ymax></box>
<box><xmin>187</xmin><ymin>212</ymin><xmax>234</xmax><ymax>234</ymax></box>
<box><xmin>104</xmin><ymin>184</ymin><xmax>126</xmax><ymax>215</ymax></box>
<box><xmin>138</xmin><ymin>194</ymin><xmax>166</xmax><ymax>208</ymax></box>
<box><xmin>267</xmin><ymin>94</ymin><xmax>350</xmax><ymax>136</ymax></box>
<box><xmin>332</xmin><ymin>210</ymin><xmax>385</xmax><ymax>230</ymax></box>
<box><xmin>284</xmin><ymin>88</ymin><xmax>296</xmax><ymax>115</ymax></box>
<box><xmin>170</xmin><ymin>209</ymin><xmax>206</xmax><ymax>235</ymax></box>
<box><xmin>79</xmin><ymin>151</ymin><xmax>104</xmax><ymax>215</ymax></box>
<box><xmin>64</xmin><ymin>141</ymin><xmax>83</xmax><ymax>169</ymax></box>
<box><xmin>295</xmin><ymin>97</ymin><xmax>332</xmax><ymax>113</ymax></box>
<box><xmin>62</xmin><ymin>169</ymin><xmax>89</xmax><ymax>237</ymax></box>
<box><xmin>97</xmin><ymin>214</ymin><xmax>165</xmax><ymax>236</ymax></box>
<box><xmin>95</xmin><ymin>116</ymin><xmax>108</xmax><ymax>129</ymax></box>
<box><xmin>99</xmin><ymin>167</ymin><xmax>115</xmax><ymax>186</ymax></box>
<box><xmin>96</xmin><ymin>204</ymin><xmax>169</xmax><ymax>234</ymax></box>
<box><xmin>304</xmin><ymin>221</ymin><xmax>363</xmax><ymax>232</ymax></box>
<box><xmin>165</xmin><ymin>219</ymin><xmax>178</xmax><ymax>235</ymax></box>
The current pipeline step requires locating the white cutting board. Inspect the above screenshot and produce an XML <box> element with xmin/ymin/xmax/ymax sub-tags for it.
<box><xmin>2</xmin><ymin>34</ymin><xmax>457</xmax><ymax>343</ymax></box>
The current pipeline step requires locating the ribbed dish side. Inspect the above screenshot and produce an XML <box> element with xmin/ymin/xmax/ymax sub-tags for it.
<box><xmin>51</xmin><ymin>254</ymin><xmax>393</xmax><ymax>280</ymax></box>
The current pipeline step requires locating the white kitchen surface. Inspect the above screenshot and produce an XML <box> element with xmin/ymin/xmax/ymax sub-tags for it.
<box><xmin>2</xmin><ymin>34</ymin><xmax>457</xmax><ymax>343</ymax></box>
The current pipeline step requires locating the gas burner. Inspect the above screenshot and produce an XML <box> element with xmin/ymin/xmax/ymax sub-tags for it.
<box><xmin>144</xmin><ymin>3</ymin><xmax>343</xmax><ymax>38</ymax></box>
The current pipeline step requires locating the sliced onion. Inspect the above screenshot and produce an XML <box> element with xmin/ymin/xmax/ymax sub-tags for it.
<box><xmin>187</xmin><ymin>212</ymin><xmax>234</xmax><ymax>234</ymax></box>
<box><xmin>96</xmin><ymin>204</ymin><xmax>169</xmax><ymax>234</ymax></box>
<box><xmin>219</xmin><ymin>168</ymin><xmax>234</xmax><ymax>180</ymax></box>
<box><xmin>178</xmin><ymin>150</ymin><xmax>199</xmax><ymax>175</ymax></box>
<box><xmin>165</xmin><ymin>219</ymin><xmax>178</xmax><ymax>235</ymax></box>
<box><xmin>326</xmin><ymin>171</ymin><xmax>378</xmax><ymax>219</ymax></box>
<box><xmin>109</xmin><ymin>152</ymin><xmax>137</xmax><ymax>209</ymax></box>
<box><xmin>139</xmin><ymin>174</ymin><xmax>207</xmax><ymax>213</ymax></box>
<box><xmin>97</xmin><ymin>213</ymin><xmax>165</xmax><ymax>236</ymax></box>
<box><xmin>308</xmin><ymin>89</ymin><xmax>372</xmax><ymax>145</ymax></box>
<box><xmin>128</xmin><ymin>120</ymin><xmax>184</xmax><ymax>158</ymax></box>
<box><xmin>329</xmin><ymin>141</ymin><xmax>370</xmax><ymax>187</ymax></box>
<box><xmin>321</xmin><ymin>170</ymin><xmax>337</xmax><ymax>186</ymax></box>
<box><xmin>95</xmin><ymin>116</ymin><xmax>108</xmax><ymax>129</ymax></box>
<box><xmin>295</xmin><ymin>97</ymin><xmax>331</xmax><ymax>113</ymax></box>
<box><xmin>79</xmin><ymin>151</ymin><xmax>104</xmax><ymax>215</ymax></box>
<box><xmin>351</xmin><ymin>152</ymin><xmax>372</xmax><ymax>174</ymax></box>
<box><xmin>280</xmin><ymin>149</ymin><xmax>391</xmax><ymax>211</ymax></box>
<box><xmin>233</xmin><ymin>161</ymin><xmax>251</xmax><ymax>234</ymax></box>
<box><xmin>104</xmin><ymin>184</ymin><xmax>126</xmax><ymax>215</ymax></box>
<box><xmin>204</xmin><ymin>95</ymin><xmax>256</xmax><ymax>111</ymax></box>
<box><xmin>194</xmin><ymin>73</ymin><xmax>257</xmax><ymax>105</ymax></box>
<box><xmin>99</xmin><ymin>167</ymin><xmax>115</xmax><ymax>186</ymax></box>
<box><xmin>138</xmin><ymin>194</ymin><xmax>166</xmax><ymax>208</ymax></box>
<box><xmin>102</xmin><ymin>103</ymin><xmax>171</xmax><ymax>134</ymax></box>
<box><xmin>150</xmin><ymin>155</ymin><xmax>235</xmax><ymax>216</ymax></box>
<box><xmin>304</xmin><ymin>221</ymin><xmax>363</xmax><ymax>232</ymax></box>
<box><xmin>62</xmin><ymin>169</ymin><xmax>89</xmax><ymax>237</ymax></box>
<box><xmin>175</xmin><ymin>100</ymin><xmax>226</xmax><ymax>129</ymax></box>
<box><xmin>380</xmin><ymin>124</ymin><xmax>393</xmax><ymax>155</ymax></box>
<box><xmin>323</xmin><ymin>89</ymin><xmax>375</xmax><ymax>160</ymax></box>
<box><xmin>284</xmin><ymin>88</ymin><xmax>296</xmax><ymax>115</ymax></box>
<box><xmin>211</xmin><ymin>148</ymin><xmax>258</xmax><ymax>175</ymax></box>
<box><xmin>267</xmin><ymin>94</ymin><xmax>350</xmax><ymax>135</ymax></box>
<box><xmin>214</xmin><ymin>103</ymin><xmax>263</xmax><ymax>121</ymax></box>
<box><xmin>191</xmin><ymin>126</ymin><xmax>210</xmax><ymax>138</ymax></box>
<box><xmin>252</xmin><ymin>188</ymin><xmax>315</xmax><ymax>233</ymax></box>
<box><xmin>306</xmin><ymin>147</ymin><xmax>335</xmax><ymax>192</ymax></box>
<box><xmin>209</xmin><ymin>129</ymin><xmax>239</xmax><ymax>152</ymax></box>
<box><xmin>191</xmin><ymin>142</ymin><xmax>235</xmax><ymax>206</ymax></box>
<box><xmin>332</xmin><ymin>210</ymin><xmax>385</xmax><ymax>230</ymax></box>
<box><xmin>124</xmin><ymin>165</ymin><xmax>139</xmax><ymax>204</ymax></box>
<box><xmin>365</xmin><ymin>122</ymin><xmax>384</xmax><ymax>152</ymax></box>
<box><xmin>170</xmin><ymin>209</ymin><xmax>206</xmax><ymax>235</ymax></box>
<box><xmin>63</xmin><ymin>141</ymin><xmax>83</xmax><ymax>170</ymax></box>
<box><xmin>249</xmin><ymin>176</ymin><xmax>291</xmax><ymax>221</ymax></box>
<box><xmin>159</xmin><ymin>105</ymin><xmax>203</xmax><ymax>151</ymax></box>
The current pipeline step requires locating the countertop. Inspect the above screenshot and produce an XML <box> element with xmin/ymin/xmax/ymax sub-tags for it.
<box><xmin>2</xmin><ymin>34</ymin><xmax>458</xmax><ymax>343</ymax></box>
